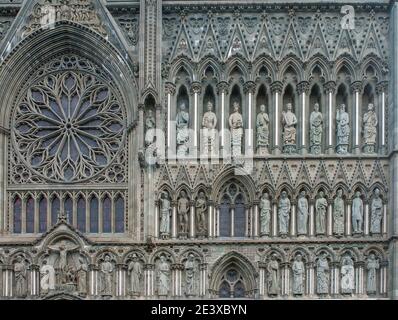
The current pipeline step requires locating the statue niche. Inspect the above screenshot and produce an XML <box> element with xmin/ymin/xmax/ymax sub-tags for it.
<box><xmin>182</xmin><ymin>253</ymin><xmax>200</xmax><ymax>297</ymax></box>
<box><xmin>126</xmin><ymin>252</ymin><xmax>144</xmax><ymax>297</ymax></box>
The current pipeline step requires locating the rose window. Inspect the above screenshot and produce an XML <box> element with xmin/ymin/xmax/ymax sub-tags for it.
<box><xmin>12</xmin><ymin>71</ymin><xmax>125</xmax><ymax>183</ymax></box>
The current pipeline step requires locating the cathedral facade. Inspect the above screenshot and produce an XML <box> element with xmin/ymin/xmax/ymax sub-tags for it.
<box><xmin>0</xmin><ymin>0</ymin><xmax>397</xmax><ymax>300</ymax></box>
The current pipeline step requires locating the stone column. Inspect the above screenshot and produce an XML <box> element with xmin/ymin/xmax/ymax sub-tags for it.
<box><xmin>258</xmin><ymin>262</ymin><xmax>267</xmax><ymax>298</ymax></box>
<box><xmin>281</xmin><ymin>262</ymin><xmax>290</xmax><ymax>296</ymax></box>
<box><xmin>244</xmin><ymin>81</ymin><xmax>256</xmax><ymax>151</ymax></box>
<box><xmin>171</xmin><ymin>263</ymin><xmax>183</xmax><ymax>298</ymax></box>
<box><xmin>271</xmin><ymin>81</ymin><xmax>283</xmax><ymax>155</ymax></box>
<box><xmin>189</xmin><ymin>200</ymin><xmax>195</xmax><ymax>239</ymax></box>
<box><xmin>207</xmin><ymin>200</ymin><xmax>214</xmax><ymax>238</ymax></box>
<box><xmin>331</xmin><ymin>262</ymin><xmax>340</xmax><ymax>297</ymax></box>
<box><xmin>244</xmin><ymin>204</ymin><xmax>250</xmax><ymax>238</ymax></box>
<box><xmin>253</xmin><ymin>201</ymin><xmax>259</xmax><ymax>238</ymax></box>
<box><xmin>165</xmin><ymin>82</ymin><xmax>176</xmax><ymax>152</ymax></box>
<box><xmin>346</xmin><ymin>199</ymin><xmax>352</xmax><ymax>236</ymax></box>
<box><xmin>323</xmin><ymin>81</ymin><xmax>336</xmax><ymax>155</ymax></box>
<box><xmin>355</xmin><ymin>261</ymin><xmax>365</xmax><ymax>296</ymax></box>
<box><xmin>217</xmin><ymin>81</ymin><xmax>229</xmax><ymax>150</ymax></box>
<box><xmin>144</xmin><ymin>263</ymin><xmax>154</xmax><ymax>297</ymax></box>
<box><xmin>376</xmin><ymin>81</ymin><xmax>388</xmax><ymax>154</ymax></box>
<box><xmin>88</xmin><ymin>264</ymin><xmax>98</xmax><ymax>297</ymax></box>
<box><xmin>351</xmin><ymin>81</ymin><xmax>362</xmax><ymax>154</ymax></box>
<box><xmin>190</xmin><ymin>82</ymin><xmax>202</xmax><ymax>153</ymax></box>
<box><xmin>215</xmin><ymin>205</ymin><xmax>220</xmax><ymax>237</ymax></box>
<box><xmin>383</xmin><ymin>199</ymin><xmax>388</xmax><ymax>236</ymax></box>
<box><xmin>116</xmin><ymin>263</ymin><xmax>127</xmax><ymax>297</ymax></box>
<box><xmin>155</xmin><ymin>200</ymin><xmax>159</xmax><ymax>238</ymax></box>
<box><xmin>309</xmin><ymin>200</ymin><xmax>315</xmax><ymax>237</ymax></box>
<box><xmin>327</xmin><ymin>199</ymin><xmax>333</xmax><ymax>236</ymax></box>
<box><xmin>297</xmin><ymin>81</ymin><xmax>309</xmax><ymax>155</ymax></box>
<box><xmin>272</xmin><ymin>200</ymin><xmax>278</xmax><ymax>237</ymax></box>
<box><xmin>364</xmin><ymin>200</ymin><xmax>370</xmax><ymax>236</ymax></box>
<box><xmin>0</xmin><ymin>127</ymin><xmax>9</xmax><ymax>233</ymax></box>
<box><xmin>306</xmin><ymin>262</ymin><xmax>315</xmax><ymax>297</ymax></box>
<box><xmin>171</xmin><ymin>200</ymin><xmax>177</xmax><ymax>239</ymax></box>
<box><xmin>230</xmin><ymin>205</ymin><xmax>235</xmax><ymax>237</ymax></box>
<box><xmin>381</xmin><ymin>260</ymin><xmax>388</xmax><ymax>296</ymax></box>
<box><xmin>138</xmin><ymin>103</ymin><xmax>145</xmax><ymax>151</ymax></box>
<box><xmin>3</xmin><ymin>265</ymin><xmax>13</xmax><ymax>297</ymax></box>
<box><xmin>29</xmin><ymin>264</ymin><xmax>39</xmax><ymax>296</ymax></box>
<box><xmin>290</xmin><ymin>200</ymin><xmax>296</xmax><ymax>237</ymax></box>
<box><xmin>199</xmin><ymin>263</ymin><xmax>207</xmax><ymax>297</ymax></box>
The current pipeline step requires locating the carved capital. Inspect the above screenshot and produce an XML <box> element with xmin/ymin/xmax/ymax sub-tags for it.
<box><xmin>138</xmin><ymin>103</ymin><xmax>145</xmax><ymax>112</ymax></box>
<box><xmin>350</xmin><ymin>81</ymin><xmax>363</xmax><ymax>93</ymax></box>
<box><xmin>270</xmin><ymin>81</ymin><xmax>283</xmax><ymax>94</ymax></box>
<box><xmin>189</xmin><ymin>200</ymin><xmax>196</xmax><ymax>207</ymax></box>
<box><xmin>116</xmin><ymin>263</ymin><xmax>128</xmax><ymax>271</ymax></box>
<box><xmin>171</xmin><ymin>263</ymin><xmax>184</xmax><ymax>270</ymax></box>
<box><xmin>199</xmin><ymin>263</ymin><xmax>208</xmax><ymax>270</ymax></box>
<box><xmin>165</xmin><ymin>82</ymin><xmax>176</xmax><ymax>96</ymax></box>
<box><xmin>89</xmin><ymin>264</ymin><xmax>99</xmax><ymax>271</ymax></box>
<box><xmin>354</xmin><ymin>261</ymin><xmax>365</xmax><ymax>268</ymax></box>
<box><xmin>296</xmin><ymin>81</ymin><xmax>310</xmax><ymax>95</ymax></box>
<box><xmin>171</xmin><ymin>200</ymin><xmax>178</xmax><ymax>207</ymax></box>
<box><xmin>144</xmin><ymin>263</ymin><xmax>155</xmax><ymax>270</ymax></box>
<box><xmin>243</xmin><ymin>81</ymin><xmax>256</xmax><ymax>94</ymax></box>
<box><xmin>216</xmin><ymin>81</ymin><xmax>229</xmax><ymax>95</ymax></box>
<box><xmin>323</xmin><ymin>81</ymin><xmax>336</xmax><ymax>94</ymax></box>
<box><xmin>376</xmin><ymin>81</ymin><xmax>388</xmax><ymax>95</ymax></box>
<box><xmin>190</xmin><ymin>81</ymin><xmax>202</xmax><ymax>95</ymax></box>
<box><xmin>207</xmin><ymin>200</ymin><xmax>215</xmax><ymax>207</ymax></box>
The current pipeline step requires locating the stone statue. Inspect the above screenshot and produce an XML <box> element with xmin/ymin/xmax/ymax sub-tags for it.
<box><xmin>259</xmin><ymin>192</ymin><xmax>271</xmax><ymax>236</ymax></box>
<box><xmin>366</xmin><ymin>254</ymin><xmax>379</xmax><ymax>294</ymax></box>
<box><xmin>176</xmin><ymin>103</ymin><xmax>190</xmax><ymax>157</ymax></box>
<box><xmin>195</xmin><ymin>192</ymin><xmax>207</xmax><ymax>236</ymax></box>
<box><xmin>48</xmin><ymin>240</ymin><xmax>79</xmax><ymax>285</ymax></box>
<box><xmin>185</xmin><ymin>254</ymin><xmax>197</xmax><ymax>296</ymax></box>
<box><xmin>159</xmin><ymin>191</ymin><xmax>171</xmax><ymax>239</ymax></box>
<box><xmin>341</xmin><ymin>255</ymin><xmax>355</xmax><ymax>294</ymax></box>
<box><xmin>178</xmin><ymin>190</ymin><xmax>190</xmax><ymax>237</ymax></box>
<box><xmin>40</xmin><ymin>260</ymin><xmax>55</xmax><ymax>294</ymax></box>
<box><xmin>333</xmin><ymin>189</ymin><xmax>345</xmax><ymax>236</ymax></box>
<box><xmin>310</xmin><ymin>103</ymin><xmax>323</xmax><ymax>155</ymax></box>
<box><xmin>128</xmin><ymin>254</ymin><xmax>142</xmax><ymax>295</ymax></box>
<box><xmin>370</xmin><ymin>188</ymin><xmax>383</xmax><ymax>234</ymax></box>
<box><xmin>352</xmin><ymin>191</ymin><xmax>363</xmax><ymax>234</ymax></box>
<box><xmin>145</xmin><ymin>109</ymin><xmax>156</xmax><ymax>146</ymax></box>
<box><xmin>76</xmin><ymin>257</ymin><xmax>88</xmax><ymax>296</ymax></box>
<box><xmin>14</xmin><ymin>256</ymin><xmax>27</xmax><ymax>297</ymax></box>
<box><xmin>256</xmin><ymin>104</ymin><xmax>270</xmax><ymax>155</ymax></box>
<box><xmin>267</xmin><ymin>254</ymin><xmax>279</xmax><ymax>296</ymax></box>
<box><xmin>282</xmin><ymin>103</ymin><xmax>297</xmax><ymax>154</ymax></box>
<box><xmin>316</xmin><ymin>253</ymin><xmax>329</xmax><ymax>295</ymax></box>
<box><xmin>292</xmin><ymin>254</ymin><xmax>305</xmax><ymax>295</ymax></box>
<box><xmin>297</xmin><ymin>190</ymin><xmax>309</xmax><ymax>235</ymax></box>
<box><xmin>278</xmin><ymin>191</ymin><xmax>291</xmax><ymax>236</ymax></box>
<box><xmin>336</xmin><ymin>104</ymin><xmax>350</xmax><ymax>154</ymax></box>
<box><xmin>363</xmin><ymin>103</ymin><xmax>378</xmax><ymax>153</ymax></box>
<box><xmin>100</xmin><ymin>255</ymin><xmax>114</xmax><ymax>296</ymax></box>
<box><xmin>229</xmin><ymin>101</ymin><xmax>244</xmax><ymax>157</ymax></box>
<box><xmin>202</xmin><ymin>101</ymin><xmax>218</xmax><ymax>155</ymax></box>
<box><xmin>157</xmin><ymin>255</ymin><xmax>170</xmax><ymax>296</ymax></box>
<box><xmin>316</xmin><ymin>191</ymin><xmax>328</xmax><ymax>235</ymax></box>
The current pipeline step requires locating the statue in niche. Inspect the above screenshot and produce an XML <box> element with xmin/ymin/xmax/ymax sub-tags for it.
<box><xmin>341</xmin><ymin>255</ymin><xmax>355</xmax><ymax>294</ymax></box>
<box><xmin>178</xmin><ymin>190</ymin><xmax>190</xmax><ymax>237</ymax></box>
<box><xmin>48</xmin><ymin>240</ymin><xmax>79</xmax><ymax>285</ymax></box>
<box><xmin>297</xmin><ymin>190</ymin><xmax>309</xmax><ymax>235</ymax></box>
<box><xmin>40</xmin><ymin>260</ymin><xmax>55</xmax><ymax>295</ymax></box>
<box><xmin>363</xmin><ymin>103</ymin><xmax>378</xmax><ymax>153</ymax></box>
<box><xmin>185</xmin><ymin>254</ymin><xmax>198</xmax><ymax>296</ymax></box>
<box><xmin>157</xmin><ymin>255</ymin><xmax>170</xmax><ymax>296</ymax></box>
<box><xmin>316</xmin><ymin>253</ymin><xmax>330</xmax><ymax>295</ymax></box>
<box><xmin>352</xmin><ymin>191</ymin><xmax>363</xmax><ymax>234</ymax></box>
<box><xmin>195</xmin><ymin>192</ymin><xmax>207</xmax><ymax>237</ymax></box>
<box><xmin>202</xmin><ymin>101</ymin><xmax>217</xmax><ymax>155</ymax></box>
<box><xmin>145</xmin><ymin>109</ymin><xmax>156</xmax><ymax>146</ymax></box>
<box><xmin>229</xmin><ymin>101</ymin><xmax>244</xmax><ymax>157</ymax></box>
<box><xmin>176</xmin><ymin>103</ymin><xmax>190</xmax><ymax>157</ymax></box>
<box><xmin>336</xmin><ymin>104</ymin><xmax>350</xmax><ymax>154</ymax></box>
<box><xmin>159</xmin><ymin>191</ymin><xmax>171</xmax><ymax>239</ymax></box>
<box><xmin>282</xmin><ymin>103</ymin><xmax>297</xmax><ymax>154</ymax></box>
<box><xmin>128</xmin><ymin>254</ymin><xmax>142</xmax><ymax>296</ymax></box>
<box><xmin>278</xmin><ymin>191</ymin><xmax>291</xmax><ymax>236</ymax></box>
<box><xmin>14</xmin><ymin>256</ymin><xmax>28</xmax><ymax>297</ymax></box>
<box><xmin>267</xmin><ymin>254</ymin><xmax>280</xmax><ymax>296</ymax></box>
<box><xmin>259</xmin><ymin>192</ymin><xmax>271</xmax><ymax>236</ymax></box>
<box><xmin>366</xmin><ymin>253</ymin><xmax>379</xmax><ymax>294</ymax></box>
<box><xmin>310</xmin><ymin>103</ymin><xmax>323</xmax><ymax>155</ymax></box>
<box><xmin>292</xmin><ymin>254</ymin><xmax>305</xmax><ymax>295</ymax></box>
<box><xmin>316</xmin><ymin>191</ymin><xmax>328</xmax><ymax>235</ymax></box>
<box><xmin>76</xmin><ymin>257</ymin><xmax>88</xmax><ymax>296</ymax></box>
<box><xmin>99</xmin><ymin>255</ymin><xmax>114</xmax><ymax>296</ymax></box>
<box><xmin>256</xmin><ymin>104</ymin><xmax>270</xmax><ymax>155</ymax></box>
<box><xmin>370</xmin><ymin>188</ymin><xmax>383</xmax><ymax>234</ymax></box>
<box><xmin>333</xmin><ymin>189</ymin><xmax>345</xmax><ymax>236</ymax></box>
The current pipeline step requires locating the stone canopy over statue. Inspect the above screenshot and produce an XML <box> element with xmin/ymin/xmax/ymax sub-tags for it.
<box><xmin>282</xmin><ymin>103</ymin><xmax>297</xmax><ymax>154</ymax></box>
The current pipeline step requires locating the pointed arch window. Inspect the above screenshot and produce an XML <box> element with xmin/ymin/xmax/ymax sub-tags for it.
<box><xmin>115</xmin><ymin>195</ymin><xmax>125</xmax><ymax>233</ymax></box>
<box><xmin>13</xmin><ymin>197</ymin><xmax>22</xmax><ymax>234</ymax></box>
<box><xmin>77</xmin><ymin>196</ymin><xmax>86</xmax><ymax>232</ymax></box>
<box><xmin>90</xmin><ymin>196</ymin><xmax>99</xmax><ymax>233</ymax></box>
<box><xmin>64</xmin><ymin>196</ymin><xmax>73</xmax><ymax>225</ymax></box>
<box><xmin>39</xmin><ymin>196</ymin><xmax>47</xmax><ymax>233</ymax></box>
<box><xmin>26</xmin><ymin>196</ymin><xmax>35</xmax><ymax>233</ymax></box>
<box><xmin>103</xmin><ymin>196</ymin><xmax>112</xmax><ymax>233</ymax></box>
<box><xmin>51</xmin><ymin>196</ymin><xmax>60</xmax><ymax>226</ymax></box>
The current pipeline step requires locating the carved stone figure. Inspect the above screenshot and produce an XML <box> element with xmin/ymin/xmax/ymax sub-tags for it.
<box><xmin>76</xmin><ymin>257</ymin><xmax>88</xmax><ymax>296</ymax></box>
<box><xmin>341</xmin><ymin>255</ymin><xmax>355</xmax><ymax>294</ymax></box>
<box><xmin>352</xmin><ymin>191</ymin><xmax>363</xmax><ymax>234</ymax></box>
<box><xmin>282</xmin><ymin>103</ymin><xmax>297</xmax><ymax>154</ymax></box>
<box><xmin>316</xmin><ymin>253</ymin><xmax>330</xmax><ymax>295</ymax></box>
<box><xmin>195</xmin><ymin>192</ymin><xmax>207</xmax><ymax>236</ymax></box>
<box><xmin>333</xmin><ymin>189</ymin><xmax>345</xmax><ymax>236</ymax></box>
<box><xmin>292</xmin><ymin>254</ymin><xmax>305</xmax><ymax>295</ymax></box>
<box><xmin>40</xmin><ymin>260</ymin><xmax>55</xmax><ymax>294</ymax></box>
<box><xmin>100</xmin><ymin>255</ymin><xmax>114</xmax><ymax>296</ymax></box>
<box><xmin>202</xmin><ymin>101</ymin><xmax>218</xmax><ymax>155</ymax></box>
<box><xmin>370</xmin><ymin>188</ymin><xmax>383</xmax><ymax>234</ymax></box>
<box><xmin>316</xmin><ymin>191</ymin><xmax>328</xmax><ymax>235</ymax></box>
<box><xmin>256</xmin><ymin>104</ymin><xmax>270</xmax><ymax>155</ymax></box>
<box><xmin>159</xmin><ymin>191</ymin><xmax>171</xmax><ymax>239</ymax></box>
<box><xmin>363</xmin><ymin>103</ymin><xmax>378</xmax><ymax>153</ymax></box>
<box><xmin>176</xmin><ymin>103</ymin><xmax>190</xmax><ymax>157</ymax></box>
<box><xmin>185</xmin><ymin>254</ymin><xmax>197</xmax><ymax>296</ymax></box>
<box><xmin>367</xmin><ymin>254</ymin><xmax>379</xmax><ymax>294</ymax></box>
<box><xmin>48</xmin><ymin>240</ymin><xmax>79</xmax><ymax>285</ymax></box>
<box><xmin>310</xmin><ymin>103</ymin><xmax>323</xmax><ymax>155</ymax></box>
<box><xmin>336</xmin><ymin>104</ymin><xmax>350</xmax><ymax>154</ymax></box>
<box><xmin>267</xmin><ymin>254</ymin><xmax>279</xmax><ymax>296</ymax></box>
<box><xmin>259</xmin><ymin>192</ymin><xmax>271</xmax><ymax>236</ymax></box>
<box><xmin>297</xmin><ymin>190</ymin><xmax>309</xmax><ymax>235</ymax></box>
<box><xmin>229</xmin><ymin>102</ymin><xmax>244</xmax><ymax>157</ymax></box>
<box><xmin>14</xmin><ymin>256</ymin><xmax>27</xmax><ymax>297</ymax></box>
<box><xmin>145</xmin><ymin>109</ymin><xmax>156</xmax><ymax>146</ymax></box>
<box><xmin>157</xmin><ymin>255</ymin><xmax>170</xmax><ymax>296</ymax></box>
<box><xmin>278</xmin><ymin>191</ymin><xmax>291</xmax><ymax>236</ymax></box>
<box><xmin>178</xmin><ymin>190</ymin><xmax>190</xmax><ymax>237</ymax></box>
<box><xmin>128</xmin><ymin>254</ymin><xmax>142</xmax><ymax>295</ymax></box>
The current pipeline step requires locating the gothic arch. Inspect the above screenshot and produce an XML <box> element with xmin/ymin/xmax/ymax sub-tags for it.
<box><xmin>122</xmin><ymin>249</ymin><xmax>148</xmax><ymax>264</ymax></box>
<box><xmin>306</xmin><ymin>55</ymin><xmax>330</xmax><ymax>83</ymax></box>
<box><xmin>169</xmin><ymin>58</ymin><xmax>195</xmax><ymax>83</ymax></box>
<box><xmin>225</xmin><ymin>56</ymin><xmax>249</xmax><ymax>80</ymax></box>
<box><xmin>197</xmin><ymin>58</ymin><xmax>221</xmax><ymax>80</ymax></box>
<box><xmin>252</xmin><ymin>55</ymin><xmax>277</xmax><ymax>81</ymax></box>
<box><xmin>209</xmin><ymin>251</ymin><xmax>257</xmax><ymax>298</ymax></box>
<box><xmin>333</xmin><ymin>56</ymin><xmax>358</xmax><ymax>82</ymax></box>
<box><xmin>94</xmin><ymin>248</ymin><xmax>119</xmax><ymax>264</ymax></box>
<box><xmin>149</xmin><ymin>248</ymin><xmax>176</xmax><ymax>264</ymax></box>
<box><xmin>315</xmin><ymin>247</ymin><xmax>337</xmax><ymax>262</ymax></box>
<box><xmin>278</xmin><ymin>56</ymin><xmax>303</xmax><ymax>82</ymax></box>
<box><xmin>361</xmin><ymin>54</ymin><xmax>385</xmax><ymax>82</ymax></box>
<box><xmin>178</xmin><ymin>248</ymin><xmax>205</xmax><ymax>264</ymax></box>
